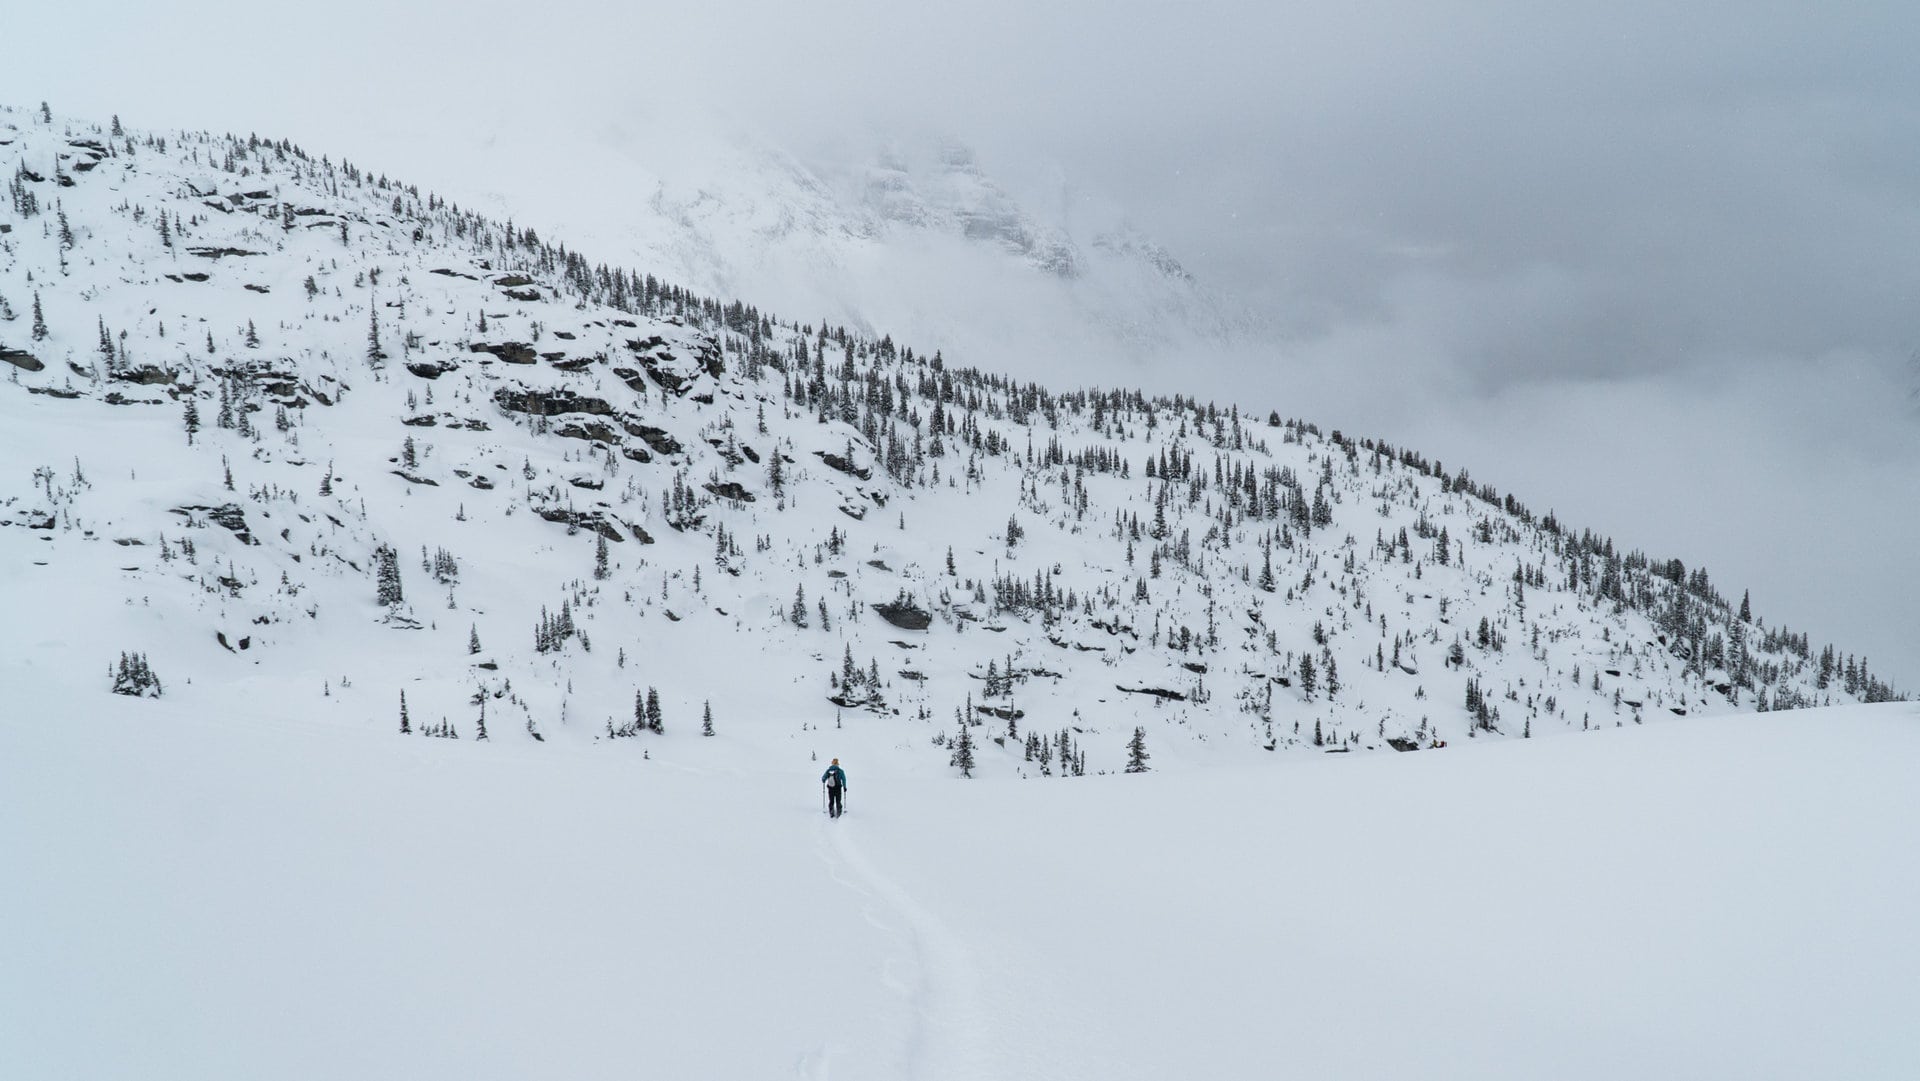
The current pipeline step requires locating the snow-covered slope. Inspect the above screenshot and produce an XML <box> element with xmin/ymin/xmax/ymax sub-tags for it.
<box><xmin>0</xmin><ymin>104</ymin><xmax>1903</xmax><ymax>782</ymax></box>
<box><xmin>6</xmin><ymin>691</ymin><xmax>1916</xmax><ymax>1079</ymax></box>
<box><xmin>397</xmin><ymin>115</ymin><xmax>1255</xmax><ymax>372</ymax></box>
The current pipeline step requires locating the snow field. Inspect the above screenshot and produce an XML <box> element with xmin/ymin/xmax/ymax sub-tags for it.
<box><xmin>5</xmin><ymin>699</ymin><xmax>1916</xmax><ymax>1080</ymax></box>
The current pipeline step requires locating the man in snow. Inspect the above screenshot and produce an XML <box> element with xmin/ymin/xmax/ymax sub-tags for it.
<box><xmin>821</xmin><ymin>759</ymin><xmax>848</xmax><ymax>818</ymax></box>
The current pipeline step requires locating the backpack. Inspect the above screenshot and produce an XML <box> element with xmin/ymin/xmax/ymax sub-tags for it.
<box><xmin>826</xmin><ymin>769</ymin><xmax>841</xmax><ymax>790</ymax></box>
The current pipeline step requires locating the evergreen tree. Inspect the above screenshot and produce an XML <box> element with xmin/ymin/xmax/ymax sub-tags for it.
<box><xmin>593</xmin><ymin>532</ymin><xmax>609</xmax><ymax>580</ymax></box>
<box><xmin>182</xmin><ymin>394</ymin><xmax>200</xmax><ymax>445</ymax></box>
<box><xmin>952</xmin><ymin>721</ymin><xmax>976</xmax><ymax>777</ymax></box>
<box><xmin>399</xmin><ymin>690</ymin><xmax>411</xmax><ymax>735</ymax></box>
<box><xmin>468</xmin><ymin>624</ymin><xmax>481</xmax><ymax>654</ymax></box>
<box><xmin>1125</xmin><ymin>726</ymin><xmax>1151</xmax><ymax>772</ymax></box>
<box><xmin>646</xmin><ymin>687</ymin><xmax>663</xmax><ymax>733</ymax></box>
<box><xmin>702</xmin><ymin>701</ymin><xmax>714</xmax><ymax>737</ymax></box>
<box><xmin>375</xmin><ymin>544</ymin><xmax>404</xmax><ymax>607</ymax></box>
<box><xmin>31</xmin><ymin>292</ymin><xmax>47</xmax><ymax>341</ymax></box>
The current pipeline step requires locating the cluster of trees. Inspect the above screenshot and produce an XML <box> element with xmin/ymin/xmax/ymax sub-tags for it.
<box><xmin>110</xmin><ymin>651</ymin><xmax>162</xmax><ymax>697</ymax></box>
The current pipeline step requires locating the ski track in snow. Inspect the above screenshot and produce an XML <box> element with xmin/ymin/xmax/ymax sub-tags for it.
<box><xmin>816</xmin><ymin>813</ymin><xmax>990</xmax><ymax>1081</ymax></box>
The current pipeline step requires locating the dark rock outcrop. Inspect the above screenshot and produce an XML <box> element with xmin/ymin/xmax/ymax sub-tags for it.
<box><xmin>1116</xmin><ymin>684</ymin><xmax>1187</xmax><ymax>701</ymax></box>
<box><xmin>186</xmin><ymin>246</ymin><xmax>265</xmax><ymax>259</ymax></box>
<box><xmin>554</xmin><ymin>420</ymin><xmax>621</xmax><ymax>444</ymax></box>
<box><xmin>493</xmin><ymin>386</ymin><xmax>616</xmax><ymax>417</ymax></box>
<box><xmin>171</xmin><ymin>503</ymin><xmax>257</xmax><ymax>545</ymax></box>
<box><xmin>815</xmin><ymin>450</ymin><xmax>873</xmax><ymax>480</ymax></box>
<box><xmin>469</xmin><ymin>341</ymin><xmax>538</xmax><ymax>364</ymax></box>
<box><xmin>702</xmin><ymin>481</ymin><xmax>755</xmax><ymax>503</ymax></box>
<box><xmin>0</xmin><ymin>348</ymin><xmax>44</xmax><ymax>373</ymax></box>
<box><xmin>872</xmin><ymin>598</ymin><xmax>932</xmax><ymax>631</ymax></box>
<box><xmin>111</xmin><ymin>364</ymin><xmax>176</xmax><ymax>385</ymax></box>
<box><xmin>625</xmin><ymin>423</ymin><xmax>683</xmax><ymax>457</ymax></box>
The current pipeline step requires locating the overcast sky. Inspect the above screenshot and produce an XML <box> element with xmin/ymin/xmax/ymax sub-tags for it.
<box><xmin>8</xmin><ymin>1</ymin><xmax>1916</xmax><ymax>683</ymax></box>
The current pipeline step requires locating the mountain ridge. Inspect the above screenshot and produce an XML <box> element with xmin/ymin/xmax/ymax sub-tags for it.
<box><xmin>0</xmin><ymin>103</ymin><xmax>1903</xmax><ymax>775</ymax></box>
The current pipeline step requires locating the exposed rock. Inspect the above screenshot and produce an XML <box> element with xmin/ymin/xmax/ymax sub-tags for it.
<box><xmin>625</xmin><ymin>423</ymin><xmax>683</xmax><ymax>457</ymax></box>
<box><xmin>164</xmin><ymin>272</ymin><xmax>211</xmax><ymax>283</ymax></box>
<box><xmin>430</xmin><ymin>268</ymin><xmax>478</xmax><ymax>280</ymax></box>
<box><xmin>111</xmin><ymin>364</ymin><xmax>176</xmax><ymax>385</ymax></box>
<box><xmin>703</xmin><ymin>481</ymin><xmax>755</xmax><ymax>503</ymax></box>
<box><xmin>468</xmin><ymin>475</ymin><xmax>495</xmax><ymax>490</ymax></box>
<box><xmin>401</xmin><ymin>414</ymin><xmax>438</xmax><ymax>427</ymax></box>
<box><xmin>405</xmin><ymin>360</ymin><xmax>455</xmax><ymax>379</ymax></box>
<box><xmin>1182</xmin><ymin>661</ymin><xmax>1208</xmax><ymax>674</ymax></box>
<box><xmin>0</xmin><ymin>348</ymin><xmax>44</xmax><ymax>373</ymax></box>
<box><xmin>624</xmin><ymin>333</ymin><xmax>722</xmax><ymax>394</ymax></box>
<box><xmin>872</xmin><ymin>598</ymin><xmax>932</xmax><ymax>630</ymax></box>
<box><xmin>534</xmin><ymin>507</ymin><xmax>633</xmax><ymax>542</ymax></box>
<box><xmin>975</xmin><ymin>704</ymin><xmax>1025</xmax><ymax>722</ymax></box>
<box><xmin>391</xmin><ymin>470</ymin><xmax>439</xmax><ymax>486</ymax></box>
<box><xmin>552</xmin><ymin>331</ymin><xmax>576</xmax><ymax>340</ymax></box>
<box><xmin>815</xmin><ymin>450</ymin><xmax>873</xmax><ymax>480</ymax></box>
<box><xmin>549</xmin><ymin>356</ymin><xmax>595</xmax><ymax>373</ymax></box>
<box><xmin>494</xmin><ymin>274</ymin><xmax>536</xmax><ymax>288</ymax></box>
<box><xmin>567</xmin><ymin>476</ymin><xmax>605</xmax><ymax>491</ymax></box>
<box><xmin>610</xmin><ymin>366</ymin><xmax>650</xmax><ymax>395</ymax></box>
<box><xmin>554</xmin><ymin>420</ymin><xmax>621</xmax><ymax>444</ymax></box>
<box><xmin>1387</xmin><ymin>738</ymin><xmax>1421</xmax><ymax>753</ymax></box>
<box><xmin>243</xmin><ymin>283</ymin><xmax>270</xmax><ymax>294</ymax></box>
<box><xmin>469</xmin><ymin>341</ymin><xmax>538</xmax><ymax>364</ymax></box>
<box><xmin>1116</xmin><ymin>684</ymin><xmax>1187</xmax><ymax>701</ymax></box>
<box><xmin>186</xmin><ymin>246</ymin><xmax>265</xmax><ymax>259</ymax></box>
<box><xmin>27</xmin><ymin>385</ymin><xmax>81</xmax><ymax>399</ymax></box>
<box><xmin>171</xmin><ymin>503</ymin><xmax>257</xmax><ymax>545</ymax></box>
<box><xmin>502</xmin><ymin>288</ymin><xmax>542</xmax><ymax>302</ymax></box>
<box><xmin>494</xmin><ymin>386</ymin><xmax>616</xmax><ymax>417</ymax></box>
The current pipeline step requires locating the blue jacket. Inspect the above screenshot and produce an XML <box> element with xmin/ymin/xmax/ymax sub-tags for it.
<box><xmin>821</xmin><ymin>765</ymin><xmax>848</xmax><ymax>791</ymax></box>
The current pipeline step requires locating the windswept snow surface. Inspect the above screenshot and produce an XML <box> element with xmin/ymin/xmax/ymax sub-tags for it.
<box><xmin>5</xmin><ymin>700</ymin><xmax>1916</xmax><ymax>1080</ymax></box>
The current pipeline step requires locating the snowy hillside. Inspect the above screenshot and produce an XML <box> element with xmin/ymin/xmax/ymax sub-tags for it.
<box><xmin>395</xmin><ymin>116</ymin><xmax>1255</xmax><ymax>373</ymax></box>
<box><xmin>5</xmin><ymin>691</ymin><xmax>1917</xmax><ymax>1079</ymax></box>
<box><xmin>0</xmin><ymin>102</ymin><xmax>1905</xmax><ymax>782</ymax></box>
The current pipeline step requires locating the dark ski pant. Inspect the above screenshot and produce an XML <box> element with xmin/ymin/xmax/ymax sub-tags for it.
<box><xmin>827</xmin><ymin>785</ymin><xmax>843</xmax><ymax>818</ymax></box>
